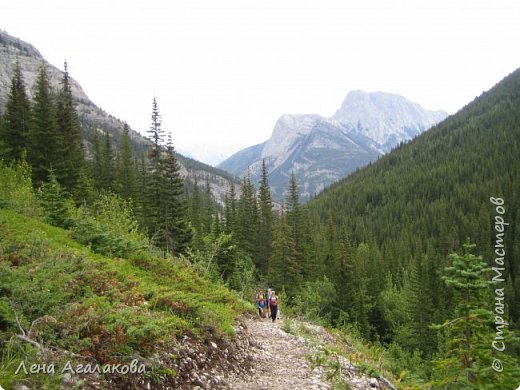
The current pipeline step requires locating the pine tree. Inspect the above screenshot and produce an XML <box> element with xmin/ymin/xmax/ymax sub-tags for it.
<box><xmin>54</xmin><ymin>61</ymin><xmax>83</xmax><ymax>191</ymax></box>
<box><xmin>135</xmin><ymin>152</ymin><xmax>148</xmax><ymax>226</ymax></box>
<box><xmin>115</xmin><ymin>123</ymin><xmax>137</xmax><ymax>200</ymax></box>
<box><xmin>432</xmin><ymin>240</ymin><xmax>520</xmax><ymax>389</ymax></box>
<box><xmin>285</xmin><ymin>172</ymin><xmax>311</xmax><ymax>283</ymax></box>
<box><xmin>100</xmin><ymin>131</ymin><xmax>114</xmax><ymax>191</ymax></box>
<box><xmin>144</xmin><ymin>98</ymin><xmax>191</xmax><ymax>254</ymax></box>
<box><xmin>38</xmin><ymin>170</ymin><xmax>71</xmax><ymax>228</ymax></box>
<box><xmin>268</xmin><ymin>211</ymin><xmax>302</xmax><ymax>298</ymax></box>
<box><xmin>28</xmin><ymin>64</ymin><xmax>57</xmax><ymax>187</ymax></box>
<box><xmin>350</xmin><ymin>243</ymin><xmax>375</xmax><ymax>339</ymax></box>
<box><xmin>224</xmin><ymin>182</ymin><xmax>237</xmax><ymax>234</ymax></box>
<box><xmin>161</xmin><ymin>132</ymin><xmax>192</xmax><ymax>255</ymax></box>
<box><xmin>0</xmin><ymin>59</ymin><xmax>31</xmax><ymax>162</ymax></box>
<box><xmin>145</xmin><ymin>97</ymin><xmax>166</xmax><ymax>233</ymax></box>
<box><xmin>91</xmin><ymin>129</ymin><xmax>103</xmax><ymax>189</ymax></box>
<box><xmin>286</xmin><ymin>172</ymin><xmax>300</xmax><ymax>229</ymax></box>
<box><xmin>189</xmin><ymin>179</ymin><xmax>205</xmax><ymax>250</ymax></box>
<box><xmin>236</xmin><ymin>172</ymin><xmax>259</xmax><ymax>261</ymax></box>
<box><xmin>203</xmin><ymin>180</ymin><xmax>215</xmax><ymax>234</ymax></box>
<box><xmin>257</xmin><ymin>159</ymin><xmax>273</xmax><ymax>275</ymax></box>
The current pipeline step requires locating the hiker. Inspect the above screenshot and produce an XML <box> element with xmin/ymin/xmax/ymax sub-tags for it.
<box><xmin>255</xmin><ymin>289</ymin><xmax>267</xmax><ymax>318</ymax></box>
<box><xmin>266</xmin><ymin>288</ymin><xmax>273</xmax><ymax>318</ymax></box>
<box><xmin>269</xmin><ymin>290</ymin><xmax>279</xmax><ymax>322</ymax></box>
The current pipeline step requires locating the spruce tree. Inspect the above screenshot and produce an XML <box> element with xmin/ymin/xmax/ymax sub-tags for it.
<box><xmin>144</xmin><ymin>98</ymin><xmax>191</xmax><ymax>254</ymax></box>
<box><xmin>0</xmin><ymin>59</ymin><xmax>31</xmax><ymax>162</ymax></box>
<box><xmin>203</xmin><ymin>180</ymin><xmax>215</xmax><ymax>234</ymax></box>
<box><xmin>38</xmin><ymin>170</ymin><xmax>71</xmax><ymax>229</ymax></box>
<box><xmin>432</xmin><ymin>240</ymin><xmax>520</xmax><ymax>389</ymax></box>
<box><xmin>285</xmin><ymin>172</ymin><xmax>310</xmax><ymax>282</ymax></box>
<box><xmin>162</xmin><ymin>132</ymin><xmax>192</xmax><ymax>255</ymax></box>
<box><xmin>54</xmin><ymin>61</ymin><xmax>83</xmax><ymax>191</ymax></box>
<box><xmin>224</xmin><ymin>182</ymin><xmax>237</xmax><ymax>234</ymax></box>
<box><xmin>268</xmin><ymin>211</ymin><xmax>302</xmax><ymax>298</ymax></box>
<box><xmin>189</xmin><ymin>179</ymin><xmax>204</xmax><ymax>246</ymax></box>
<box><xmin>115</xmin><ymin>123</ymin><xmax>137</xmax><ymax>200</ymax></box>
<box><xmin>286</xmin><ymin>172</ymin><xmax>302</xmax><ymax>249</ymax></box>
<box><xmin>100</xmin><ymin>131</ymin><xmax>114</xmax><ymax>191</ymax></box>
<box><xmin>145</xmin><ymin>97</ymin><xmax>166</xmax><ymax>233</ymax></box>
<box><xmin>28</xmin><ymin>64</ymin><xmax>57</xmax><ymax>187</ymax></box>
<box><xmin>91</xmin><ymin>129</ymin><xmax>103</xmax><ymax>189</ymax></box>
<box><xmin>257</xmin><ymin>159</ymin><xmax>273</xmax><ymax>275</ymax></box>
<box><xmin>236</xmin><ymin>172</ymin><xmax>259</xmax><ymax>261</ymax></box>
<box><xmin>135</xmin><ymin>152</ymin><xmax>148</xmax><ymax>226</ymax></box>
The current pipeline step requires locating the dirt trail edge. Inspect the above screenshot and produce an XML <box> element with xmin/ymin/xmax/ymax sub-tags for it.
<box><xmin>225</xmin><ymin>317</ymin><xmax>393</xmax><ymax>390</ymax></box>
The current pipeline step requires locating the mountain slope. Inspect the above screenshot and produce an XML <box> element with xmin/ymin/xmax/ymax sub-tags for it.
<box><xmin>0</xmin><ymin>29</ymin><xmax>239</xmax><ymax>204</ymax></box>
<box><xmin>219</xmin><ymin>91</ymin><xmax>446</xmax><ymax>202</ymax></box>
<box><xmin>299</xmin><ymin>68</ymin><xmax>520</xmax><ymax>388</ymax></box>
<box><xmin>0</xmin><ymin>205</ymin><xmax>252</xmax><ymax>389</ymax></box>
<box><xmin>307</xmin><ymin>67</ymin><xmax>520</xmax><ymax>343</ymax></box>
<box><xmin>218</xmin><ymin>142</ymin><xmax>265</xmax><ymax>178</ymax></box>
<box><xmin>309</xmin><ymin>68</ymin><xmax>520</xmax><ymax>249</ymax></box>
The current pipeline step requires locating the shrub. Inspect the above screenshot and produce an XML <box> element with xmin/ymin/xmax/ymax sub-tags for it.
<box><xmin>69</xmin><ymin>193</ymin><xmax>149</xmax><ymax>257</ymax></box>
<box><xmin>293</xmin><ymin>276</ymin><xmax>337</xmax><ymax>323</ymax></box>
<box><xmin>0</xmin><ymin>161</ymin><xmax>36</xmax><ymax>215</ymax></box>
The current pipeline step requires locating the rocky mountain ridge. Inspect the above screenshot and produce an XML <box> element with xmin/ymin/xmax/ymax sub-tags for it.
<box><xmin>0</xmin><ymin>29</ymin><xmax>238</xmax><ymax>205</ymax></box>
<box><xmin>219</xmin><ymin>90</ymin><xmax>447</xmax><ymax>202</ymax></box>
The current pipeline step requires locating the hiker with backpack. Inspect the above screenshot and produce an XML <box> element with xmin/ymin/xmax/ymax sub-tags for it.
<box><xmin>266</xmin><ymin>288</ymin><xmax>273</xmax><ymax>318</ymax></box>
<box><xmin>268</xmin><ymin>290</ymin><xmax>279</xmax><ymax>322</ymax></box>
<box><xmin>255</xmin><ymin>289</ymin><xmax>268</xmax><ymax>318</ymax></box>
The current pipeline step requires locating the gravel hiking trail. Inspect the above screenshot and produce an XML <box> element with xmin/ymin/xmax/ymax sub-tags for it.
<box><xmin>227</xmin><ymin>317</ymin><xmax>331</xmax><ymax>390</ymax></box>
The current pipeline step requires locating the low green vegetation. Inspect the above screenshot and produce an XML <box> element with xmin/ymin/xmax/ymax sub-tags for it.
<box><xmin>0</xmin><ymin>162</ymin><xmax>252</xmax><ymax>389</ymax></box>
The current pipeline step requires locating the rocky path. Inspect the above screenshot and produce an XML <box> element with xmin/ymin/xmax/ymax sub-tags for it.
<box><xmin>227</xmin><ymin>317</ymin><xmax>331</xmax><ymax>390</ymax></box>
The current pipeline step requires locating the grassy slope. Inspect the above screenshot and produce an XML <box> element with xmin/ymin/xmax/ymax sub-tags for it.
<box><xmin>0</xmin><ymin>208</ymin><xmax>252</xmax><ymax>388</ymax></box>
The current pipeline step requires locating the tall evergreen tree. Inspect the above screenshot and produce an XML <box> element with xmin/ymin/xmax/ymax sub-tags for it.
<box><xmin>144</xmin><ymin>98</ymin><xmax>191</xmax><ymax>254</ymax></box>
<box><xmin>115</xmin><ymin>123</ymin><xmax>137</xmax><ymax>200</ymax></box>
<box><xmin>257</xmin><ymin>159</ymin><xmax>273</xmax><ymax>275</ymax></box>
<box><xmin>145</xmin><ymin>97</ymin><xmax>166</xmax><ymax>232</ymax></box>
<box><xmin>100</xmin><ymin>131</ymin><xmax>114</xmax><ymax>191</ymax></box>
<box><xmin>203</xmin><ymin>180</ymin><xmax>215</xmax><ymax>234</ymax></box>
<box><xmin>161</xmin><ymin>132</ymin><xmax>192</xmax><ymax>255</ymax></box>
<box><xmin>91</xmin><ymin>129</ymin><xmax>103</xmax><ymax>189</ymax></box>
<box><xmin>432</xmin><ymin>240</ymin><xmax>520</xmax><ymax>389</ymax></box>
<box><xmin>0</xmin><ymin>59</ymin><xmax>31</xmax><ymax>162</ymax></box>
<box><xmin>236</xmin><ymin>172</ymin><xmax>259</xmax><ymax>261</ymax></box>
<box><xmin>224</xmin><ymin>182</ymin><xmax>237</xmax><ymax>234</ymax></box>
<box><xmin>135</xmin><ymin>152</ymin><xmax>148</xmax><ymax>226</ymax></box>
<box><xmin>189</xmin><ymin>179</ymin><xmax>205</xmax><ymax>250</ymax></box>
<box><xmin>268</xmin><ymin>211</ymin><xmax>302</xmax><ymax>298</ymax></box>
<box><xmin>28</xmin><ymin>64</ymin><xmax>57</xmax><ymax>187</ymax></box>
<box><xmin>54</xmin><ymin>61</ymin><xmax>83</xmax><ymax>191</ymax></box>
<box><xmin>285</xmin><ymin>172</ymin><xmax>312</xmax><ymax>281</ymax></box>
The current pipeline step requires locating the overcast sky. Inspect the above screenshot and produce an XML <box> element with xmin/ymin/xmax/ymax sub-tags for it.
<box><xmin>1</xmin><ymin>0</ymin><xmax>519</xmax><ymax>164</ymax></box>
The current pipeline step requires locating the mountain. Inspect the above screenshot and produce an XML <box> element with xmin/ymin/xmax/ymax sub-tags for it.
<box><xmin>333</xmin><ymin>90</ymin><xmax>448</xmax><ymax>153</ymax></box>
<box><xmin>0</xmin><ymin>29</ymin><xmax>239</xmax><ymax>205</ymax></box>
<box><xmin>304</xmin><ymin>68</ymin><xmax>520</xmax><ymax>385</ymax></box>
<box><xmin>219</xmin><ymin>91</ymin><xmax>447</xmax><ymax>202</ymax></box>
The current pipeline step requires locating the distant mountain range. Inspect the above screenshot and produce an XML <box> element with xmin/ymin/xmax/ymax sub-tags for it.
<box><xmin>0</xmin><ymin>30</ymin><xmax>238</xmax><ymax>205</ymax></box>
<box><xmin>219</xmin><ymin>91</ymin><xmax>447</xmax><ymax>202</ymax></box>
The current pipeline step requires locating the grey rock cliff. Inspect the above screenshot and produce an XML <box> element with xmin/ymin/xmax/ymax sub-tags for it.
<box><xmin>219</xmin><ymin>90</ymin><xmax>447</xmax><ymax>202</ymax></box>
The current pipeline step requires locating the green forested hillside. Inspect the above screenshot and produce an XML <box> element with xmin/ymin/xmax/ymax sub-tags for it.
<box><xmin>0</xmin><ymin>164</ymin><xmax>251</xmax><ymax>389</ymax></box>
<box><xmin>304</xmin><ymin>68</ymin><xmax>520</xmax><ymax>387</ymax></box>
